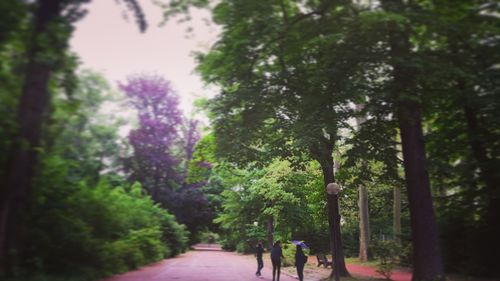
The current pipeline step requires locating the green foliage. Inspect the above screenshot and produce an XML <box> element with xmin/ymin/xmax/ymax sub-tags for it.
<box><xmin>1</xmin><ymin>0</ymin><xmax>497</xmax><ymax>279</ymax></box>
<box><xmin>46</xmin><ymin>70</ymin><xmax>125</xmax><ymax>184</ymax></box>
<box><xmin>1</xmin><ymin>70</ymin><xmax>188</xmax><ymax>280</ymax></box>
<box><xmin>219</xmin><ymin>237</ymin><xmax>236</xmax><ymax>251</ymax></box>
<box><xmin>10</xmin><ymin>180</ymin><xmax>187</xmax><ymax>279</ymax></box>
<box><xmin>177</xmin><ymin>0</ymin><xmax>499</xmax><ymax>277</ymax></box>
<box><xmin>371</xmin><ymin>240</ymin><xmax>404</xmax><ymax>280</ymax></box>
<box><xmin>197</xmin><ymin>230</ymin><xmax>220</xmax><ymax>244</ymax></box>
<box><xmin>0</xmin><ymin>1</ymin><xmax>185</xmax><ymax>279</ymax></box>
<box><xmin>103</xmin><ymin>226</ymin><xmax>165</xmax><ymax>271</ymax></box>
<box><xmin>281</xmin><ymin>242</ymin><xmax>310</xmax><ymax>267</ymax></box>
<box><xmin>0</xmin><ymin>1</ymin><xmax>26</xmax><ymax>45</ymax></box>
<box><xmin>26</xmin><ymin>177</ymin><xmax>188</xmax><ymax>279</ymax></box>
<box><xmin>213</xmin><ymin>158</ymin><xmax>329</xmax><ymax>253</ymax></box>
<box><xmin>0</xmin><ymin>22</ymin><xmax>26</xmax><ymax>180</ymax></box>
<box><xmin>244</xmin><ymin>224</ymin><xmax>266</xmax><ymax>243</ymax></box>
<box><xmin>337</xmin><ymin>158</ymin><xmax>411</xmax><ymax>258</ymax></box>
<box><xmin>187</xmin><ymin>133</ymin><xmax>217</xmax><ymax>184</ymax></box>
<box><xmin>235</xmin><ymin>241</ymin><xmax>253</xmax><ymax>254</ymax></box>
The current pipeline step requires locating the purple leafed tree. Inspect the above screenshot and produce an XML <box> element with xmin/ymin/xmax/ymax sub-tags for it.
<box><xmin>120</xmin><ymin>75</ymin><xmax>183</xmax><ymax>201</ymax></box>
<box><xmin>120</xmin><ymin>75</ymin><xmax>212</xmax><ymax>237</ymax></box>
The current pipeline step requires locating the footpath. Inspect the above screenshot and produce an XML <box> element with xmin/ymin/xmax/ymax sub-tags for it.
<box><xmin>258</xmin><ymin>254</ymin><xmax>411</xmax><ymax>281</ymax></box>
<box><xmin>102</xmin><ymin>244</ymin><xmax>297</xmax><ymax>281</ymax></box>
<box><xmin>102</xmin><ymin>245</ymin><xmax>493</xmax><ymax>281</ymax></box>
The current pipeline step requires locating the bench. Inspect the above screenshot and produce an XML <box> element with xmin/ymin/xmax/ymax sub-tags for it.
<box><xmin>316</xmin><ymin>254</ymin><xmax>333</xmax><ymax>268</ymax></box>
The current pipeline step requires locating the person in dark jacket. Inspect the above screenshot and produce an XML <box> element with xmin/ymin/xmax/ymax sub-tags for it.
<box><xmin>255</xmin><ymin>240</ymin><xmax>264</xmax><ymax>276</ymax></box>
<box><xmin>270</xmin><ymin>241</ymin><xmax>284</xmax><ymax>281</ymax></box>
<box><xmin>294</xmin><ymin>245</ymin><xmax>308</xmax><ymax>281</ymax></box>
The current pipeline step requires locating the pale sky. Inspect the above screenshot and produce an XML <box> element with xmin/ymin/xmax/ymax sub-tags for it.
<box><xmin>70</xmin><ymin>0</ymin><xmax>220</xmax><ymax>115</ymax></box>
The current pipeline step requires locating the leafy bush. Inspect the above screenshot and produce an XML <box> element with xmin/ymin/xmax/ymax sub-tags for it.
<box><xmin>159</xmin><ymin>212</ymin><xmax>189</xmax><ymax>257</ymax></box>
<box><xmin>371</xmin><ymin>240</ymin><xmax>403</xmax><ymax>280</ymax></box>
<box><xmin>197</xmin><ymin>230</ymin><xmax>220</xmax><ymax>244</ymax></box>
<box><xmin>282</xmin><ymin>242</ymin><xmax>310</xmax><ymax>267</ymax></box>
<box><xmin>236</xmin><ymin>241</ymin><xmax>253</xmax><ymax>253</ymax></box>
<box><xmin>22</xmin><ymin>176</ymin><xmax>188</xmax><ymax>280</ymax></box>
<box><xmin>219</xmin><ymin>237</ymin><xmax>237</xmax><ymax>251</ymax></box>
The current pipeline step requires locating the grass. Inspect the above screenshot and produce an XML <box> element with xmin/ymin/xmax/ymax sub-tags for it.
<box><xmin>345</xmin><ymin>257</ymin><xmax>379</xmax><ymax>267</ymax></box>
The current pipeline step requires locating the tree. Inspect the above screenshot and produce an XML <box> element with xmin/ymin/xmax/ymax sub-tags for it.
<box><xmin>181</xmin><ymin>118</ymin><xmax>201</xmax><ymax>184</ymax></box>
<box><xmin>167</xmin><ymin>184</ymin><xmax>212</xmax><ymax>242</ymax></box>
<box><xmin>120</xmin><ymin>75</ymin><xmax>213</xmax><ymax>241</ymax></box>
<box><xmin>0</xmin><ymin>1</ymin><xmax>68</xmax><ymax>271</ymax></box>
<box><xmin>377</xmin><ymin>0</ymin><xmax>445</xmax><ymax>278</ymax></box>
<box><xmin>120</xmin><ymin>75</ymin><xmax>183</xmax><ymax>201</ymax></box>
<box><xmin>120</xmin><ymin>73</ymin><xmax>213</xmax><ymax>242</ymax></box>
<box><xmin>47</xmin><ymin>70</ymin><xmax>124</xmax><ymax>184</ymax></box>
<box><xmin>422</xmin><ymin>1</ymin><xmax>500</xmax><ymax>276</ymax></box>
<box><xmin>354</xmin><ymin>104</ymin><xmax>370</xmax><ymax>262</ymax></box>
<box><xmin>169</xmin><ymin>0</ymin><xmax>499</xmax><ymax>277</ymax></box>
<box><xmin>0</xmin><ymin>64</ymin><xmax>190</xmax><ymax>279</ymax></box>
<box><xmin>195</xmin><ymin>0</ymin><xmax>377</xmax><ymax>276</ymax></box>
<box><xmin>214</xmin><ymin>159</ymin><xmax>315</xmax><ymax>252</ymax></box>
<box><xmin>187</xmin><ymin>133</ymin><xmax>224</xmax><ymax>224</ymax></box>
<box><xmin>0</xmin><ymin>0</ymin><xmax>147</xmax><ymax>273</ymax></box>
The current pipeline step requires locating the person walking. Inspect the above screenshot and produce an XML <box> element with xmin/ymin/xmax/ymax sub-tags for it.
<box><xmin>294</xmin><ymin>244</ymin><xmax>308</xmax><ymax>281</ymax></box>
<box><xmin>255</xmin><ymin>240</ymin><xmax>264</xmax><ymax>276</ymax></box>
<box><xmin>271</xmin><ymin>240</ymin><xmax>284</xmax><ymax>281</ymax></box>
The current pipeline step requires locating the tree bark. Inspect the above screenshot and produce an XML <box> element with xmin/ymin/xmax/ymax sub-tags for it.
<box><xmin>311</xmin><ymin>140</ymin><xmax>350</xmax><ymax>278</ymax></box>
<box><xmin>396</xmin><ymin>101</ymin><xmax>444</xmax><ymax>281</ymax></box>
<box><xmin>0</xmin><ymin>0</ymin><xmax>62</xmax><ymax>274</ymax></box>
<box><xmin>358</xmin><ymin>185</ymin><xmax>370</xmax><ymax>262</ymax></box>
<box><xmin>321</xmin><ymin>162</ymin><xmax>350</xmax><ymax>278</ymax></box>
<box><xmin>381</xmin><ymin>1</ymin><xmax>445</xmax><ymax>280</ymax></box>
<box><xmin>355</xmin><ymin>104</ymin><xmax>370</xmax><ymax>262</ymax></box>
<box><xmin>460</xmin><ymin>85</ymin><xmax>500</xmax><ymax>273</ymax></box>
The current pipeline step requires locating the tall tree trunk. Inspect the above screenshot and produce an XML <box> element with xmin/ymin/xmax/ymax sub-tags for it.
<box><xmin>382</xmin><ymin>1</ymin><xmax>445</xmax><ymax>280</ymax></box>
<box><xmin>358</xmin><ymin>185</ymin><xmax>370</xmax><ymax>262</ymax></box>
<box><xmin>393</xmin><ymin>186</ymin><xmax>401</xmax><ymax>245</ymax></box>
<box><xmin>320</xmin><ymin>161</ymin><xmax>350</xmax><ymax>278</ymax></box>
<box><xmin>267</xmin><ymin>216</ymin><xmax>274</xmax><ymax>250</ymax></box>
<box><xmin>457</xmin><ymin>81</ymin><xmax>498</xmax><ymax>198</ymax></box>
<box><xmin>355</xmin><ymin>104</ymin><xmax>370</xmax><ymax>262</ymax></box>
<box><xmin>311</xmin><ymin>139</ymin><xmax>350</xmax><ymax>278</ymax></box>
<box><xmin>459</xmin><ymin>81</ymin><xmax>500</xmax><ymax>274</ymax></box>
<box><xmin>396</xmin><ymin>101</ymin><xmax>444</xmax><ymax>281</ymax></box>
<box><xmin>0</xmin><ymin>0</ymin><xmax>62</xmax><ymax>274</ymax></box>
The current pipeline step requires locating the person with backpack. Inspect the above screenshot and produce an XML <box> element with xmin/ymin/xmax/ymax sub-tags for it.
<box><xmin>295</xmin><ymin>244</ymin><xmax>308</xmax><ymax>281</ymax></box>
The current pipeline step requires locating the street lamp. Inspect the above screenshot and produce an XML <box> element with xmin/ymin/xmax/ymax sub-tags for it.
<box><xmin>326</xmin><ymin>182</ymin><xmax>342</xmax><ymax>281</ymax></box>
<box><xmin>326</xmin><ymin>183</ymin><xmax>341</xmax><ymax>195</ymax></box>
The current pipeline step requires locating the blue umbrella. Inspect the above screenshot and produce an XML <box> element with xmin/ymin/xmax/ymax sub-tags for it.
<box><xmin>291</xmin><ymin>240</ymin><xmax>309</xmax><ymax>249</ymax></box>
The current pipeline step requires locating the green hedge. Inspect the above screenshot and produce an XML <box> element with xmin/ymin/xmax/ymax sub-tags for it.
<box><xmin>14</xmin><ymin>175</ymin><xmax>188</xmax><ymax>281</ymax></box>
<box><xmin>282</xmin><ymin>242</ymin><xmax>310</xmax><ymax>267</ymax></box>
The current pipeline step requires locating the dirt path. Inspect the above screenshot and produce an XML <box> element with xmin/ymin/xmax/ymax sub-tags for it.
<box><xmin>102</xmin><ymin>247</ymin><xmax>298</xmax><ymax>281</ymax></box>
<box><xmin>102</xmin><ymin>245</ymin><xmax>415</xmax><ymax>281</ymax></box>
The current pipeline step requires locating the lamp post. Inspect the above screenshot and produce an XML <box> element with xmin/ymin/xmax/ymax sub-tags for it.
<box><xmin>327</xmin><ymin>182</ymin><xmax>341</xmax><ymax>281</ymax></box>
